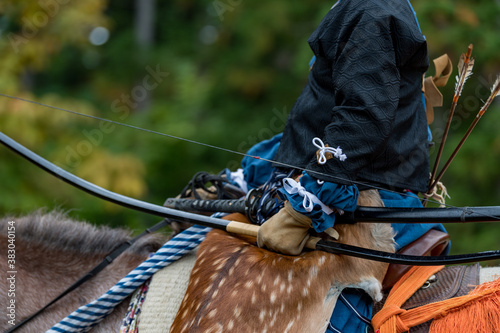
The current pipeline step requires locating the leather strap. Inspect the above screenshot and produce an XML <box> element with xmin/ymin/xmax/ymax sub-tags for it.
<box><xmin>423</xmin><ymin>54</ymin><xmax>453</xmax><ymax>124</ymax></box>
<box><xmin>382</xmin><ymin>229</ymin><xmax>450</xmax><ymax>290</ymax></box>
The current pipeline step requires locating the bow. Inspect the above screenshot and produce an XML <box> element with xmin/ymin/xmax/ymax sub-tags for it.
<box><xmin>3</xmin><ymin>130</ymin><xmax>500</xmax><ymax>265</ymax></box>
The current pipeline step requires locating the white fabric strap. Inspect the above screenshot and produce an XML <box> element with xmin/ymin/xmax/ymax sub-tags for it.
<box><xmin>282</xmin><ymin>178</ymin><xmax>334</xmax><ymax>215</ymax></box>
<box><xmin>313</xmin><ymin>137</ymin><xmax>347</xmax><ymax>164</ymax></box>
<box><xmin>229</xmin><ymin>168</ymin><xmax>248</xmax><ymax>193</ymax></box>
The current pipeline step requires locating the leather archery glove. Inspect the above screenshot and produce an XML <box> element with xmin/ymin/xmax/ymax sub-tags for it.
<box><xmin>257</xmin><ymin>201</ymin><xmax>312</xmax><ymax>255</ymax></box>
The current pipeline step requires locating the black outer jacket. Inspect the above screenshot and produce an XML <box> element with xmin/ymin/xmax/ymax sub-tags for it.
<box><xmin>274</xmin><ymin>0</ymin><xmax>431</xmax><ymax>193</ymax></box>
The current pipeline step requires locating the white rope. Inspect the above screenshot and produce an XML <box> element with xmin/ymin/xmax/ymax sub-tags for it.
<box><xmin>313</xmin><ymin>137</ymin><xmax>347</xmax><ymax>164</ymax></box>
<box><xmin>282</xmin><ymin>178</ymin><xmax>334</xmax><ymax>215</ymax></box>
<box><xmin>424</xmin><ymin>180</ymin><xmax>450</xmax><ymax>208</ymax></box>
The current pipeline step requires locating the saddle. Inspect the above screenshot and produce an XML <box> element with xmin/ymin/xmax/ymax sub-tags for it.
<box><xmin>369</xmin><ymin>229</ymin><xmax>479</xmax><ymax>333</ymax></box>
<box><xmin>382</xmin><ymin>229</ymin><xmax>451</xmax><ymax>290</ymax></box>
<box><xmin>370</xmin><ymin>264</ymin><xmax>480</xmax><ymax>332</ymax></box>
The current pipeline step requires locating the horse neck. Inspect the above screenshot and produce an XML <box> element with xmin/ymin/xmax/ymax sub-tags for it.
<box><xmin>0</xmin><ymin>213</ymin><xmax>164</xmax><ymax>332</ymax></box>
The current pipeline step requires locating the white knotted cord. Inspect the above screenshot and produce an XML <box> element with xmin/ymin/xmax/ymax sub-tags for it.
<box><xmin>282</xmin><ymin>178</ymin><xmax>334</xmax><ymax>215</ymax></box>
<box><xmin>313</xmin><ymin>137</ymin><xmax>347</xmax><ymax>163</ymax></box>
<box><xmin>424</xmin><ymin>180</ymin><xmax>450</xmax><ymax>208</ymax></box>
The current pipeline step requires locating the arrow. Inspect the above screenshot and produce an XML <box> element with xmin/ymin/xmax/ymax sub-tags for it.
<box><xmin>429</xmin><ymin>74</ymin><xmax>500</xmax><ymax>192</ymax></box>
<box><xmin>427</xmin><ymin>45</ymin><xmax>474</xmax><ymax>202</ymax></box>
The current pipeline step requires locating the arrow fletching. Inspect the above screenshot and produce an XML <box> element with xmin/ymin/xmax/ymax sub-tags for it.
<box><xmin>478</xmin><ymin>75</ymin><xmax>500</xmax><ymax>116</ymax></box>
<box><xmin>454</xmin><ymin>45</ymin><xmax>475</xmax><ymax>99</ymax></box>
<box><xmin>492</xmin><ymin>75</ymin><xmax>500</xmax><ymax>97</ymax></box>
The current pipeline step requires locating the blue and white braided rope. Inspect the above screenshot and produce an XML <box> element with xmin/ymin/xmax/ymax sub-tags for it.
<box><xmin>47</xmin><ymin>225</ymin><xmax>211</xmax><ymax>333</ymax></box>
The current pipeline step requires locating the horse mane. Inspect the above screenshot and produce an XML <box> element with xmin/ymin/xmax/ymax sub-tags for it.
<box><xmin>0</xmin><ymin>210</ymin><xmax>165</xmax><ymax>256</ymax></box>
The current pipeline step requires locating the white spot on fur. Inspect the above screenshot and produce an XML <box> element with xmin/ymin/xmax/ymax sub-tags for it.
<box><xmin>318</xmin><ymin>255</ymin><xmax>326</xmax><ymax>266</ymax></box>
<box><xmin>212</xmin><ymin>323</ymin><xmax>223</xmax><ymax>333</ymax></box>
<box><xmin>288</xmin><ymin>270</ymin><xmax>293</xmax><ymax>282</ymax></box>
<box><xmin>245</xmin><ymin>280</ymin><xmax>253</xmax><ymax>289</ymax></box>
<box><xmin>228</xmin><ymin>320</ymin><xmax>234</xmax><ymax>330</ymax></box>
<box><xmin>218</xmin><ymin>278</ymin><xmax>226</xmax><ymax>287</ymax></box>
<box><xmin>270</xmin><ymin>291</ymin><xmax>277</xmax><ymax>303</ymax></box>
<box><xmin>234</xmin><ymin>258</ymin><xmax>242</xmax><ymax>267</ymax></box>
<box><xmin>233</xmin><ymin>306</ymin><xmax>241</xmax><ymax>318</ymax></box>
<box><xmin>270</xmin><ymin>311</ymin><xmax>278</xmax><ymax>327</ymax></box>
<box><xmin>280</xmin><ymin>283</ymin><xmax>286</xmax><ymax>293</ymax></box>
<box><xmin>302</xmin><ymin>287</ymin><xmax>309</xmax><ymax>297</ymax></box>
<box><xmin>193</xmin><ymin>277</ymin><xmax>200</xmax><ymax>286</ymax></box>
<box><xmin>284</xmin><ymin>320</ymin><xmax>295</xmax><ymax>333</ymax></box>
<box><xmin>208</xmin><ymin>309</ymin><xmax>217</xmax><ymax>318</ymax></box>
<box><xmin>259</xmin><ymin>310</ymin><xmax>265</xmax><ymax>322</ymax></box>
<box><xmin>273</xmin><ymin>276</ymin><xmax>280</xmax><ymax>286</ymax></box>
<box><xmin>309</xmin><ymin>266</ymin><xmax>318</xmax><ymax>278</ymax></box>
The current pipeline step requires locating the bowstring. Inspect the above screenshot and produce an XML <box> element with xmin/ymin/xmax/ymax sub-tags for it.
<box><xmin>1</xmin><ymin>92</ymin><xmax>498</xmax><ymax>220</ymax></box>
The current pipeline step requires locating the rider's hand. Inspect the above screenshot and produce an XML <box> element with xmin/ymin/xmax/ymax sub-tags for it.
<box><xmin>257</xmin><ymin>201</ymin><xmax>312</xmax><ymax>255</ymax></box>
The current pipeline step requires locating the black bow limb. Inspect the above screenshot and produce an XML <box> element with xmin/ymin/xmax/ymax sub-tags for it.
<box><xmin>2</xmin><ymin>130</ymin><xmax>500</xmax><ymax>265</ymax></box>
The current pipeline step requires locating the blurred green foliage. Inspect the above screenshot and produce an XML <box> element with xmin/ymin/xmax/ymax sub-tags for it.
<box><xmin>0</xmin><ymin>0</ymin><xmax>499</xmax><ymax>260</ymax></box>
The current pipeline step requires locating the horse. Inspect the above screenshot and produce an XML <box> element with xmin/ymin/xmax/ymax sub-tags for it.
<box><xmin>0</xmin><ymin>210</ymin><xmax>165</xmax><ymax>333</ymax></box>
<box><xmin>2</xmin><ymin>207</ymin><xmax>500</xmax><ymax>332</ymax></box>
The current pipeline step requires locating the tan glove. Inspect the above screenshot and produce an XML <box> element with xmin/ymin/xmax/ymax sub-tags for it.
<box><xmin>257</xmin><ymin>201</ymin><xmax>312</xmax><ymax>255</ymax></box>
